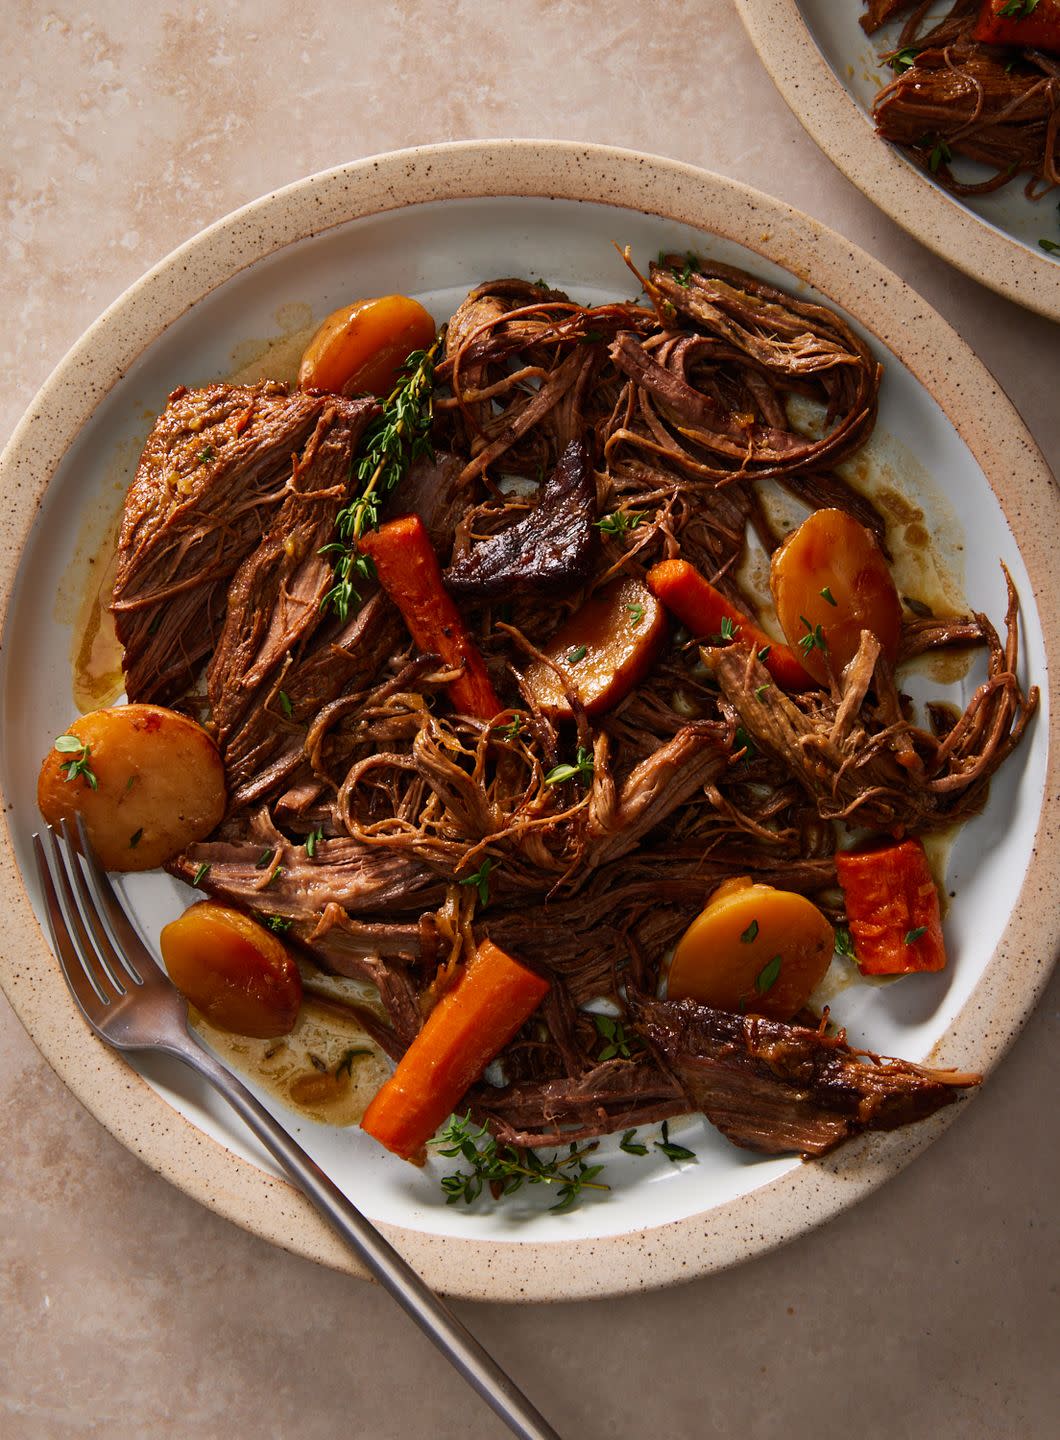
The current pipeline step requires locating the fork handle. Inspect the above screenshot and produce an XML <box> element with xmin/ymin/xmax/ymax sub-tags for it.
<box><xmin>167</xmin><ymin>1034</ymin><xmax>561</xmax><ymax>1440</ymax></box>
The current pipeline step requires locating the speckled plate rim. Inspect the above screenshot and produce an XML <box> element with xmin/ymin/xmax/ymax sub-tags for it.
<box><xmin>734</xmin><ymin>0</ymin><xmax>1060</xmax><ymax>322</ymax></box>
<box><xmin>0</xmin><ymin>140</ymin><xmax>1057</xmax><ymax>1303</ymax></box>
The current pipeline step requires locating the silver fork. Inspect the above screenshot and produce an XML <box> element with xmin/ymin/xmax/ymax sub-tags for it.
<box><xmin>33</xmin><ymin>818</ymin><xmax>561</xmax><ymax>1440</ymax></box>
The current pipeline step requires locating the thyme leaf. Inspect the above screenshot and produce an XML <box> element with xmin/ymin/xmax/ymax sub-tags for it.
<box><xmin>595</xmin><ymin>510</ymin><xmax>644</xmax><ymax>538</ymax></box>
<box><xmin>834</xmin><ymin>926</ymin><xmax>856</xmax><ymax>958</ymax></box>
<box><xmin>654</xmin><ymin>1120</ymin><xmax>697</xmax><ymax>1165</ymax></box>
<box><xmin>54</xmin><ymin>734</ymin><xmax>98</xmax><ymax>789</ymax></box>
<box><xmin>458</xmin><ymin>857</ymin><xmax>499</xmax><ymax>906</ymax></box>
<box><xmin>755</xmin><ymin>954</ymin><xmax>782</xmax><ymax>995</ymax></box>
<box><xmin>545</xmin><ymin>746</ymin><xmax>594</xmax><ymax>787</ymax></box>
<box><xmin>904</xmin><ymin>925</ymin><xmax>928</xmax><ymax>944</ymax></box>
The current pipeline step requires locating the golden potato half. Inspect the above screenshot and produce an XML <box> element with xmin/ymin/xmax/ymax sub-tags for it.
<box><xmin>37</xmin><ymin>703</ymin><xmax>226</xmax><ymax>871</ymax></box>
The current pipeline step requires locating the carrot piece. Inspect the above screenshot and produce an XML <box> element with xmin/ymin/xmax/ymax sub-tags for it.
<box><xmin>646</xmin><ymin>559</ymin><xmax>812</xmax><ymax>691</ymax></box>
<box><xmin>836</xmin><ymin>840</ymin><xmax>947</xmax><ymax>977</ymax></box>
<box><xmin>361</xmin><ymin>939</ymin><xmax>549</xmax><ymax>1160</ymax></box>
<box><xmin>972</xmin><ymin>1</ymin><xmax>1060</xmax><ymax>55</ymax></box>
<box><xmin>358</xmin><ymin>514</ymin><xmax>503</xmax><ymax>721</ymax></box>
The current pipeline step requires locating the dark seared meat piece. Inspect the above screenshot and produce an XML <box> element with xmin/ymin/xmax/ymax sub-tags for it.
<box><xmin>207</xmin><ymin>397</ymin><xmax>378</xmax><ymax>750</ymax></box>
<box><xmin>444</xmin><ymin>439</ymin><xmax>596</xmax><ymax>597</ymax></box>
<box><xmin>636</xmin><ymin>997</ymin><xmax>979</xmax><ymax>1156</ymax></box>
<box><xmin>112</xmin><ymin>382</ymin><xmax>325</xmax><ymax>703</ymax></box>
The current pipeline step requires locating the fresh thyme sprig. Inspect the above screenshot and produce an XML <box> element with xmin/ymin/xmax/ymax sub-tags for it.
<box><xmin>54</xmin><ymin>734</ymin><xmax>98</xmax><ymax>789</ymax></box>
<box><xmin>432</xmin><ymin>1114</ymin><xmax>609</xmax><ymax>1212</ymax></box>
<box><xmin>544</xmin><ymin>746</ymin><xmax>595</xmax><ymax>787</ymax></box>
<box><xmin>321</xmin><ymin>337</ymin><xmax>442</xmax><ymax>621</ymax></box>
<box><xmin>595</xmin><ymin>509</ymin><xmax>644</xmax><ymax>539</ymax></box>
<box><xmin>458</xmin><ymin>857</ymin><xmax>499</xmax><ymax>906</ymax></box>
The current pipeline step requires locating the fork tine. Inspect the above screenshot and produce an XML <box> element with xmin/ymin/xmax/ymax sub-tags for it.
<box><xmin>58</xmin><ymin>818</ymin><xmax>141</xmax><ymax>993</ymax></box>
<box><xmin>70</xmin><ymin>814</ymin><xmax>160</xmax><ymax>986</ymax></box>
<box><xmin>32</xmin><ymin>831</ymin><xmax>115</xmax><ymax>1019</ymax></box>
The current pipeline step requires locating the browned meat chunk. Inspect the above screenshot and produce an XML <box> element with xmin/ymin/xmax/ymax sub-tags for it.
<box><xmin>444</xmin><ymin>439</ymin><xmax>596</xmax><ymax>597</ymax></box>
<box><xmin>112</xmin><ymin>382</ymin><xmax>326</xmax><ymax>703</ymax></box>
<box><xmin>637</xmin><ymin>997</ymin><xmax>979</xmax><ymax>1156</ymax></box>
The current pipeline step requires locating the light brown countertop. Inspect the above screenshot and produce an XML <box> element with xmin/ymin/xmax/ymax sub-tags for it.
<box><xmin>2</xmin><ymin>4</ymin><xmax>1057</xmax><ymax>1436</ymax></box>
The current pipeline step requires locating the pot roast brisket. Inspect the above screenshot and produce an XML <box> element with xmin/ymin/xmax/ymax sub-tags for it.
<box><xmin>111</xmin><ymin>258</ymin><xmax>1030</xmax><ymax>1164</ymax></box>
<box><xmin>635</xmin><ymin>997</ymin><xmax>978</xmax><ymax>1156</ymax></box>
<box><xmin>206</xmin><ymin>397</ymin><xmax>378</xmax><ymax>750</ymax></box>
<box><xmin>113</xmin><ymin>383</ymin><xmax>326</xmax><ymax>703</ymax></box>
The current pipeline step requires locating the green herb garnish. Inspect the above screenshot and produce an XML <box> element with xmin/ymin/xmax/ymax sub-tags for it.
<box><xmin>305</xmin><ymin>826</ymin><xmax>324</xmax><ymax>859</ymax></box>
<box><xmin>654</xmin><ymin>1120</ymin><xmax>697</xmax><ymax>1165</ymax></box>
<box><xmin>492</xmin><ymin>715</ymin><xmax>524</xmax><ymax>740</ymax></box>
<box><xmin>191</xmin><ymin>862</ymin><xmax>210</xmax><ymax>888</ymax></box>
<box><xmin>797</xmin><ymin>616</ymin><xmax>828</xmax><ymax>656</ymax></box>
<box><xmin>741</xmin><ymin>919</ymin><xmax>759</xmax><ymax>944</ymax></box>
<box><xmin>255</xmin><ymin>848</ymin><xmax>275</xmax><ymax>870</ymax></box>
<box><xmin>755</xmin><ymin>954</ymin><xmax>782</xmax><ymax>995</ymax></box>
<box><xmin>592</xmin><ymin>1014</ymin><xmax>639</xmax><ymax>1061</ymax></box>
<box><xmin>998</xmin><ymin>0</ymin><xmax>1039</xmax><ymax>16</ymax></box>
<box><xmin>720</xmin><ymin>615</ymin><xmax>737</xmax><ymax>641</ymax></box>
<box><xmin>755</xmin><ymin>684</ymin><xmax>771</xmax><ymax>701</ymax></box>
<box><xmin>733</xmin><ymin>725</ymin><xmax>756</xmax><ymax>759</ymax></box>
<box><xmin>433</xmin><ymin>1114</ymin><xmax>609</xmax><ymax>1212</ymax></box>
<box><xmin>278</xmin><ymin>689</ymin><xmax>293</xmax><ymax>719</ymax></box>
<box><xmin>928</xmin><ymin>139</ymin><xmax>952</xmax><ymax>174</ymax></box>
<box><xmin>889</xmin><ymin>46</ymin><xmax>919</xmax><ymax>73</ymax></box>
<box><xmin>565</xmin><ymin>645</ymin><xmax>588</xmax><ymax>665</ymax></box>
<box><xmin>820</xmin><ymin>586</ymin><xmax>837</xmax><ymax>606</ymax></box>
<box><xmin>264</xmin><ymin>915</ymin><xmax>292</xmax><ymax>934</ymax></box>
<box><xmin>545</xmin><ymin>746</ymin><xmax>594</xmax><ymax>787</ymax></box>
<box><xmin>757</xmin><ymin>645</ymin><xmax>771</xmax><ymax>662</ymax></box>
<box><xmin>54</xmin><ymin>734</ymin><xmax>98</xmax><ymax>789</ymax></box>
<box><xmin>336</xmin><ymin>1047</ymin><xmax>372</xmax><ymax>1078</ymax></box>
<box><xmin>458</xmin><ymin>857</ymin><xmax>499</xmax><ymax>906</ymax></box>
<box><xmin>595</xmin><ymin>510</ymin><xmax>645</xmax><ymax>539</ymax></box>
<box><xmin>619</xmin><ymin>1129</ymin><xmax>649</xmax><ymax>1156</ymax></box>
<box><xmin>1040</xmin><ymin>238</ymin><xmax>1060</xmax><ymax>255</ymax></box>
<box><xmin>626</xmin><ymin>603</ymin><xmax>644</xmax><ymax>626</ymax></box>
<box><xmin>905</xmin><ymin>925</ymin><xmax>928</xmax><ymax>944</ymax></box>
<box><xmin>834</xmin><ymin>927</ymin><xmax>856</xmax><ymax>958</ymax></box>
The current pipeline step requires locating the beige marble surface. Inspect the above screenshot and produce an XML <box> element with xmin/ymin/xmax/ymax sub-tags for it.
<box><xmin>2</xmin><ymin>3</ymin><xmax>1058</xmax><ymax>1437</ymax></box>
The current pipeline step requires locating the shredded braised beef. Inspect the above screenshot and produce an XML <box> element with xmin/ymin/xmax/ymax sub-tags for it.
<box><xmin>862</xmin><ymin>1</ymin><xmax>1060</xmax><ymax>198</ymax></box>
<box><xmin>112</xmin><ymin>255</ymin><xmax>1036</xmax><ymax>1158</ymax></box>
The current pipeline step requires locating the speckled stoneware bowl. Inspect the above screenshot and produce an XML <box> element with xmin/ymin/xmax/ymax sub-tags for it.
<box><xmin>0</xmin><ymin>141</ymin><xmax>1057</xmax><ymax>1303</ymax></box>
<box><xmin>735</xmin><ymin>0</ymin><xmax>1060</xmax><ymax>322</ymax></box>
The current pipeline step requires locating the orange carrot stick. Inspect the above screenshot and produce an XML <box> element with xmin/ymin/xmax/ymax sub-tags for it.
<box><xmin>972</xmin><ymin>1</ymin><xmax>1060</xmax><ymax>54</ymax></box>
<box><xmin>646</xmin><ymin>559</ymin><xmax>812</xmax><ymax>692</ymax></box>
<box><xmin>358</xmin><ymin>514</ymin><xmax>503</xmax><ymax>720</ymax></box>
<box><xmin>836</xmin><ymin>840</ymin><xmax>946</xmax><ymax>977</ymax></box>
<box><xmin>361</xmin><ymin>939</ymin><xmax>550</xmax><ymax>1160</ymax></box>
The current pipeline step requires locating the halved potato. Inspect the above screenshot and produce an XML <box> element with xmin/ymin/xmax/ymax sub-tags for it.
<box><xmin>161</xmin><ymin>901</ymin><xmax>301</xmax><ymax>1038</ymax></box>
<box><xmin>37</xmin><ymin>704</ymin><xmax>226</xmax><ymax>871</ymax></box>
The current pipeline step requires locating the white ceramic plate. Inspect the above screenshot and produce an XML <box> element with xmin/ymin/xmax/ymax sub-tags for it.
<box><xmin>735</xmin><ymin>0</ymin><xmax>1060</xmax><ymax>321</ymax></box>
<box><xmin>0</xmin><ymin>142</ymin><xmax>1057</xmax><ymax>1302</ymax></box>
